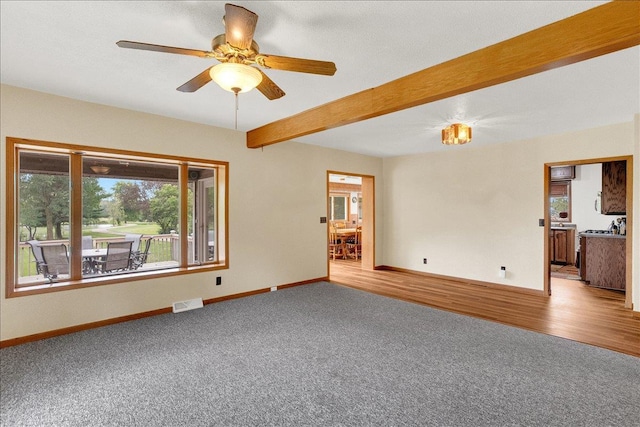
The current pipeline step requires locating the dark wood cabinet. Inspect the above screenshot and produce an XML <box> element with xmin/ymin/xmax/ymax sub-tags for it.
<box><xmin>601</xmin><ymin>161</ymin><xmax>626</xmax><ymax>215</ymax></box>
<box><xmin>551</xmin><ymin>166</ymin><xmax>575</xmax><ymax>181</ymax></box>
<box><xmin>579</xmin><ymin>236</ymin><xmax>586</xmax><ymax>281</ymax></box>
<box><xmin>581</xmin><ymin>235</ymin><xmax>626</xmax><ymax>291</ymax></box>
<box><xmin>550</xmin><ymin>228</ymin><xmax>575</xmax><ymax>265</ymax></box>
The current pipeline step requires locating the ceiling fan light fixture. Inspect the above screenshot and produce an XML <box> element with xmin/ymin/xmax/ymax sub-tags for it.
<box><xmin>209</xmin><ymin>63</ymin><xmax>262</xmax><ymax>93</ymax></box>
<box><xmin>90</xmin><ymin>165</ymin><xmax>110</xmax><ymax>174</ymax></box>
<box><xmin>442</xmin><ymin>123</ymin><xmax>472</xmax><ymax>145</ymax></box>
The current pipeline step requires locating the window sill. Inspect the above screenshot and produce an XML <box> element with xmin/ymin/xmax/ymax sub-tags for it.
<box><xmin>7</xmin><ymin>263</ymin><xmax>227</xmax><ymax>298</ymax></box>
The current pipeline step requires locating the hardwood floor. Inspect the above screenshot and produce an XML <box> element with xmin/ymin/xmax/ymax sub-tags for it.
<box><xmin>329</xmin><ymin>260</ymin><xmax>640</xmax><ymax>357</ymax></box>
<box><xmin>550</xmin><ymin>264</ymin><xmax>581</xmax><ymax>280</ymax></box>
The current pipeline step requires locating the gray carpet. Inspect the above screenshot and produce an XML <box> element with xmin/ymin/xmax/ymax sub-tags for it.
<box><xmin>1</xmin><ymin>282</ymin><xmax>639</xmax><ymax>426</ymax></box>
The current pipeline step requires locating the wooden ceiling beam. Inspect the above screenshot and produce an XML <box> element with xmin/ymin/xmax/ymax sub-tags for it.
<box><xmin>247</xmin><ymin>1</ymin><xmax>640</xmax><ymax>149</ymax></box>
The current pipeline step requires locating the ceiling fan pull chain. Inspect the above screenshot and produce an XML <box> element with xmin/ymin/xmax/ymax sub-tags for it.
<box><xmin>233</xmin><ymin>87</ymin><xmax>240</xmax><ymax>130</ymax></box>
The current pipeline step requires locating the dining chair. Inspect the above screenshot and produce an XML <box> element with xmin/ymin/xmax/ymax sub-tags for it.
<box><xmin>40</xmin><ymin>244</ymin><xmax>70</xmax><ymax>280</ymax></box>
<box><xmin>95</xmin><ymin>241</ymin><xmax>133</xmax><ymax>274</ymax></box>
<box><xmin>345</xmin><ymin>228</ymin><xmax>361</xmax><ymax>260</ymax></box>
<box><xmin>329</xmin><ymin>227</ymin><xmax>345</xmax><ymax>260</ymax></box>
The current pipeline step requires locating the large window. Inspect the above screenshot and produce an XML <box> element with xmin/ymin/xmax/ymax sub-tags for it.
<box><xmin>329</xmin><ymin>194</ymin><xmax>348</xmax><ymax>221</ymax></box>
<box><xmin>6</xmin><ymin>137</ymin><xmax>228</xmax><ymax>296</ymax></box>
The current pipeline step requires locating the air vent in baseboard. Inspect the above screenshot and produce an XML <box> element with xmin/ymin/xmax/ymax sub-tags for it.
<box><xmin>172</xmin><ymin>297</ymin><xmax>203</xmax><ymax>313</ymax></box>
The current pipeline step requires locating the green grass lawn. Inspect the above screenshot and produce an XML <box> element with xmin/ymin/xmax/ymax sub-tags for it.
<box><xmin>84</xmin><ymin>231</ymin><xmax>122</xmax><ymax>238</ymax></box>
<box><xmin>84</xmin><ymin>222</ymin><xmax>161</xmax><ymax>237</ymax></box>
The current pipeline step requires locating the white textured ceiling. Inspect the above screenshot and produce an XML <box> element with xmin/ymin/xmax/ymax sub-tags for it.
<box><xmin>1</xmin><ymin>1</ymin><xmax>638</xmax><ymax>157</ymax></box>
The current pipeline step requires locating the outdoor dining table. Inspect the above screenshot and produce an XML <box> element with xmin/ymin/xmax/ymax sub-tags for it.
<box><xmin>82</xmin><ymin>248</ymin><xmax>108</xmax><ymax>274</ymax></box>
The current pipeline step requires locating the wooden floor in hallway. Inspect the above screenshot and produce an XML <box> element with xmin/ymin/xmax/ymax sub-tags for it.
<box><xmin>329</xmin><ymin>260</ymin><xmax>639</xmax><ymax>357</ymax></box>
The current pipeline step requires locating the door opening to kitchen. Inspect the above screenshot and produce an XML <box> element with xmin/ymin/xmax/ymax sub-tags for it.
<box><xmin>544</xmin><ymin>157</ymin><xmax>632</xmax><ymax>310</ymax></box>
<box><xmin>327</xmin><ymin>172</ymin><xmax>374</xmax><ymax>278</ymax></box>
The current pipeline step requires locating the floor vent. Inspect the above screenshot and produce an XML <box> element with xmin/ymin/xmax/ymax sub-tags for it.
<box><xmin>172</xmin><ymin>297</ymin><xmax>204</xmax><ymax>313</ymax></box>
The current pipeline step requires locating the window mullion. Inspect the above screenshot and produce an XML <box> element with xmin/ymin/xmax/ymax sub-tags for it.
<box><xmin>70</xmin><ymin>154</ymin><xmax>83</xmax><ymax>280</ymax></box>
<box><xmin>179</xmin><ymin>163</ymin><xmax>189</xmax><ymax>267</ymax></box>
<box><xmin>6</xmin><ymin>142</ymin><xmax>18</xmax><ymax>296</ymax></box>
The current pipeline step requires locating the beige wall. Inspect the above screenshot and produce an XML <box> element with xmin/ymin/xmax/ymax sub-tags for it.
<box><xmin>0</xmin><ymin>85</ymin><xmax>383</xmax><ymax>341</ymax></box>
<box><xmin>2</xmin><ymin>84</ymin><xmax>638</xmax><ymax>342</ymax></box>
<box><xmin>382</xmin><ymin>119</ymin><xmax>638</xmax><ymax>309</ymax></box>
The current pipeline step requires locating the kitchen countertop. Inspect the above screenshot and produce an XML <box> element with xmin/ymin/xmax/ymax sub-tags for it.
<box><xmin>551</xmin><ymin>226</ymin><xmax>576</xmax><ymax>230</ymax></box>
<box><xmin>579</xmin><ymin>232</ymin><xmax>626</xmax><ymax>239</ymax></box>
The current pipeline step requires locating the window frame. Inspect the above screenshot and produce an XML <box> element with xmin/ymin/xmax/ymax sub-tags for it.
<box><xmin>549</xmin><ymin>180</ymin><xmax>572</xmax><ymax>223</ymax></box>
<box><xmin>5</xmin><ymin>137</ymin><xmax>229</xmax><ymax>298</ymax></box>
<box><xmin>329</xmin><ymin>193</ymin><xmax>349</xmax><ymax>221</ymax></box>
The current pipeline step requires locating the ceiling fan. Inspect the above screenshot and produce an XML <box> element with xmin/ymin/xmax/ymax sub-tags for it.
<box><xmin>116</xmin><ymin>3</ymin><xmax>337</xmax><ymax>100</ymax></box>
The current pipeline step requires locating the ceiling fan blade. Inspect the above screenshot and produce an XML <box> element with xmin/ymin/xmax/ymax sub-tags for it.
<box><xmin>256</xmin><ymin>70</ymin><xmax>285</xmax><ymax>100</ymax></box>
<box><xmin>224</xmin><ymin>4</ymin><xmax>258</xmax><ymax>50</ymax></box>
<box><xmin>116</xmin><ymin>40</ymin><xmax>212</xmax><ymax>58</ymax></box>
<box><xmin>256</xmin><ymin>54</ymin><xmax>336</xmax><ymax>76</ymax></box>
<box><xmin>176</xmin><ymin>67</ymin><xmax>214</xmax><ymax>92</ymax></box>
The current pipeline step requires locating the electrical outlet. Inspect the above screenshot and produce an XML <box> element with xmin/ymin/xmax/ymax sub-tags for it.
<box><xmin>423</xmin><ymin>258</ymin><xmax>427</xmax><ymax>264</ymax></box>
<box><xmin>216</xmin><ymin>276</ymin><xmax>222</xmax><ymax>286</ymax></box>
<box><xmin>270</xmin><ymin>286</ymin><xmax>277</xmax><ymax>292</ymax></box>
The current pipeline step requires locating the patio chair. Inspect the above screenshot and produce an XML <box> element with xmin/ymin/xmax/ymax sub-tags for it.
<box><xmin>27</xmin><ymin>240</ymin><xmax>47</xmax><ymax>276</ymax></box>
<box><xmin>40</xmin><ymin>244</ymin><xmax>70</xmax><ymax>281</ymax></box>
<box><xmin>208</xmin><ymin>230</ymin><xmax>215</xmax><ymax>260</ymax></box>
<box><xmin>125</xmin><ymin>234</ymin><xmax>142</xmax><ymax>253</ymax></box>
<box><xmin>130</xmin><ymin>237</ymin><xmax>152</xmax><ymax>270</ymax></box>
<box><xmin>82</xmin><ymin>236</ymin><xmax>94</xmax><ymax>249</ymax></box>
<box><xmin>94</xmin><ymin>241</ymin><xmax>133</xmax><ymax>274</ymax></box>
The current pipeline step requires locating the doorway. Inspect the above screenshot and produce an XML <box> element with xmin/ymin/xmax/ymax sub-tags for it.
<box><xmin>327</xmin><ymin>172</ymin><xmax>375</xmax><ymax>273</ymax></box>
<box><xmin>544</xmin><ymin>156</ymin><xmax>632</xmax><ymax>309</ymax></box>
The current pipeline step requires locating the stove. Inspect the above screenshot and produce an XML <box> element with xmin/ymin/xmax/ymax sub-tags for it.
<box><xmin>582</xmin><ymin>229</ymin><xmax>612</xmax><ymax>234</ymax></box>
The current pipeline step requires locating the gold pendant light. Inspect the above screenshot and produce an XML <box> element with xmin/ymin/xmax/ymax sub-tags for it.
<box><xmin>442</xmin><ymin>123</ymin><xmax>472</xmax><ymax>145</ymax></box>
